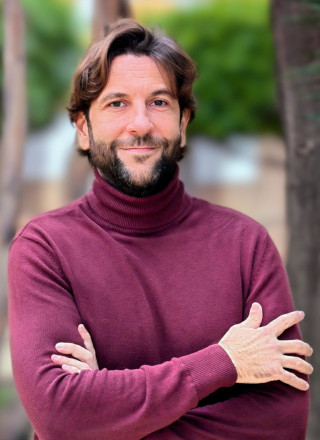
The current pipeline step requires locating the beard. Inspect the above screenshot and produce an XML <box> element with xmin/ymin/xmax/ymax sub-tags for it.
<box><xmin>86</xmin><ymin>126</ymin><xmax>184</xmax><ymax>197</ymax></box>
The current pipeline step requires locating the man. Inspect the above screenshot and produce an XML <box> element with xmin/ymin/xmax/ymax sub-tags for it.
<box><xmin>9</xmin><ymin>19</ymin><xmax>312</xmax><ymax>440</ymax></box>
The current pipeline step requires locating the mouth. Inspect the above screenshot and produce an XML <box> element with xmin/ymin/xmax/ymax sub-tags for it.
<box><xmin>119</xmin><ymin>147</ymin><xmax>159</xmax><ymax>154</ymax></box>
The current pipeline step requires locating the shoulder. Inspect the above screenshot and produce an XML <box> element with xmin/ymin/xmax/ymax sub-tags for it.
<box><xmin>12</xmin><ymin>195</ymin><xmax>88</xmax><ymax>247</ymax></box>
<box><xmin>190</xmin><ymin>196</ymin><xmax>268</xmax><ymax>240</ymax></box>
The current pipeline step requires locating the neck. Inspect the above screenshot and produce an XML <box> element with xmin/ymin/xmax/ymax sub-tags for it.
<box><xmin>84</xmin><ymin>166</ymin><xmax>192</xmax><ymax>234</ymax></box>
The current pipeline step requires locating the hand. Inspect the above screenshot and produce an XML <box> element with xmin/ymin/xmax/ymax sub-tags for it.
<box><xmin>51</xmin><ymin>324</ymin><xmax>99</xmax><ymax>374</ymax></box>
<box><xmin>219</xmin><ymin>303</ymin><xmax>313</xmax><ymax>391</ymax></box>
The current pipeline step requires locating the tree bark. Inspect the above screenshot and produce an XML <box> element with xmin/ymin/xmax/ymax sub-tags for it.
<box><xmin>92</xmin><ymin>0</ymin><xmax>132</xmax><ymax>41</ymax></box>
<box><xmin>271</xmin><ymin>1</ymin><xmax>320</xmax><ymax>439</ymax></box>
<box><xmin>0</xmin><ymin>0</ymin><xmax>27</xmax><ymax>344</ymax></box>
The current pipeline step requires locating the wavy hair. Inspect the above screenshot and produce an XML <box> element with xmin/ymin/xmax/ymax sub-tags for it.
<box><xmin>67</xmin><ymin>19</ymin><xmax>197</xmax><ymax>124</ymax></box>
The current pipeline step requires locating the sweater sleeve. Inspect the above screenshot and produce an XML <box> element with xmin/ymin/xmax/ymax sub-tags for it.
<box><xmin>8</xmin><ymin>233</ymin><xmax>237</xmax><ymax>440</ymax></box>
<box><xmin>143</xmin><ymin>232</ymin><xmax>310</xmax><ymax>440</ymax></box>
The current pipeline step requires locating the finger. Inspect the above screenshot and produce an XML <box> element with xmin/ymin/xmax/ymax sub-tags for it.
<box><xmin>78</xmin><ymin>324</ymin><xmax>96</xmax><ymax>354</ymax></box>
<box><xmin>62</xmin><ymin>364</ymin><xmax>81</xmax><ymax>374</ymax></box>
<box><xmin>51</xmin><ymin>354</ymin><xmax>91</xmax><ymax>371</ymax></box>
<box><xmin>238</xmin><ymin>303</ymin><xmax>263</xmax><ymax>329</ymax></box>
<box><xmin>279</xmin><ymin>369</ymin><xmax>309</xmax><ymax>391</ymax></box>
<box><xmin>55</xmin><ymin>343</ymin><xmax>94</xmax><ymax>365</ymax></box>
<box><xmin>280</xmin><ymin>340</ymin><xmax>313</xmax><ymax>357</ymax></box>
<box><xmin>266</xmin><ymin>311</ymin><xmax>305</xmax><ymax>337</ymax></box>
<box><xmin>282</xmin><ymin>356</ymin><xmax>313</xmax><ymax>375</ymax></box>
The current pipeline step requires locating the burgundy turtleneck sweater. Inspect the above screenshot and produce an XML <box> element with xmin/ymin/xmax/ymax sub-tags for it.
<box><xmin>9</xmin><ymin>168</ymin><xmax>308</xmax><ymax>440</ymax></box>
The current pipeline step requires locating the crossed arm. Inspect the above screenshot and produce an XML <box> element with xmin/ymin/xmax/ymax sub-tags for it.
<box><xmin>52</xmin><ymin>303</ymin><xmax>312</xmax><ymax>390</ymax></box>
<box><xmin>50</xmin><ymin>305</ymin><xmax>313</xmax><ymax>440</ymax></box>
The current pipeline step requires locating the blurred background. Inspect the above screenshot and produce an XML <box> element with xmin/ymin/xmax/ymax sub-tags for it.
<box><xmin>0</xmin><ymin>0</ymin><xmax>319</xmax><ymax>438</ymax></box>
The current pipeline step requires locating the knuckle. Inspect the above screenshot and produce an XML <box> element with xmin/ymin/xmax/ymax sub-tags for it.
<box><xmin>282</xmin><ymin>369</ymin><xmax>293</xmax><ymax>382</ymax></box>
<box><xmin>268</xmin><ymin>363</ymin><xmax>282</xmax><ymax>380</ymax></box>
<box><xmin>277</xmin><ymin>368</ymin><xmax>285</xmax><ymax>380</ymax></box>
<box><xmin>262</xmin><ymin>326</ymin><xmax>272</xmax><ymax>337</ymax></box>
<box><xmin>73</xmin><ymin>347</ymin><xmax>81</xmax><ymax>357</ymax></box>
<box><xmin>282</xmin><ymin>317</ymin><xmax>291</xmax><ymax>328</ymax></box>
<box><xmin>276</xmin><ymin>365</ymin><xmax>283</xmax><ymax>377</ymax></box>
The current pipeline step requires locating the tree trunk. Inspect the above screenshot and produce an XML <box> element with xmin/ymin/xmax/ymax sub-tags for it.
<box><xmin>0</xmin><ymin>0</ymin><xmax>27</xmax><ymax>344</ymax></box>
<box><xmin>271</xmin><ymin>1</ymin><xmax>320</xmax><ymax>439</ymax></box>
<box><xmin>92</xmin><ymin>0</ymin><xmax>132</xmax><ymax>41</ymax></box>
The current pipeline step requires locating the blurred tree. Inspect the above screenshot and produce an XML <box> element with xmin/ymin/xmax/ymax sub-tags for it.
<box><xmin>271</xmin><ymin>1</ymin><xmax>320</xmax><ymax>439</ymax></box>
<box><xmin>92</xmin><ymin>0</ymin><xmax>131</xmax><ymax>41</ymax></box>
<box><xmin>23</xmin><ymin>0</ymin><xmax>83</xmax><ymax>129</ymax></box>
<box><xmin>143</xmin><ymin>0</ymin><xmax>280</xmax><ymax>139</ymax></box>
<box><xmin>0</xmin><ymin>0</ymin><xmax>83</xmax><ymax>345</ymax></box>
<box><xmin>0</xmin><ymin>0</ymin><xmax>82</xmax><ymax>130</ymax></box>
<box><xmin>0</xmin><ymin>2</ymin><xmax>31</xmax><ymax>436</ymax></box>
<box><xmin>0</xmin><ymin>0</ymin><xmax>27</xmax><ymax>341</ymax></box>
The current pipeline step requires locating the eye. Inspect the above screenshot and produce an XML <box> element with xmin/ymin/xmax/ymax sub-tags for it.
<box><xmin>152</xmin><ymin>99</ymin><xmax>167</xmax><ymax>107</ymax></box>
<box><xmin>109</xmin><ymin>101</ymin><xmax>125</xmax><ymax>108</ymax></box>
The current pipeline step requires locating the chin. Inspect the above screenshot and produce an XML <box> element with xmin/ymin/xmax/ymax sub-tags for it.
<box><xmin>126</xmin><ymin>169</ymin><xmax>156</xmax><ymax>187</ymax></box>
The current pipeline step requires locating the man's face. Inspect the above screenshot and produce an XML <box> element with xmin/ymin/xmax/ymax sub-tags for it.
<box><xmin>76</xmin><ymin>54</ymin><xmax>189</xmax><ymax>196</ymax></box>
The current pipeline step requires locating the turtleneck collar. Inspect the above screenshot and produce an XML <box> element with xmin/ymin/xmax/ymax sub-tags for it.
<box><xmin>83</xmin><ymin>167</ymin><xmax>192</xmax><ymax>234</ymax></box>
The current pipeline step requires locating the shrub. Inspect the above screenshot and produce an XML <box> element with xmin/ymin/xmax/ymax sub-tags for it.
<box><xmin>143</xmin><ymin>0</ymin><xmax>280</xmax><ymax>138</ymax></box>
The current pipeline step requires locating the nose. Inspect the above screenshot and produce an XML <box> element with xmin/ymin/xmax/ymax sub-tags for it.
<box><xmin>126</xmin><ymin>105</ymin><xmax>153</xmax><ymax>137</ymax></box>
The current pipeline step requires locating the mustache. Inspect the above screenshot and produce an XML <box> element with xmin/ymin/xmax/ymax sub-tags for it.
<box><xmin>110</xmin><ymin>134</ymin><xmax>169</xmax><ymax>150</ymax></box>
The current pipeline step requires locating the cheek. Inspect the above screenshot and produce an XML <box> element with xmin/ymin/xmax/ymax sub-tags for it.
<box><xmin>153</xmin><ymin>114</ymin><xmax>181</xmax><ymax>136</ymax></box>
<box><xmin>93</xmin><ymin>114</ymin><xmax>126</xmax><ymax>138</ymax></box>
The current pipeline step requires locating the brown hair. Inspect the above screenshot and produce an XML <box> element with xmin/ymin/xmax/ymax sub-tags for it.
<box><xmin>67</xmin><ymin>19</ymin><xmax>197</xmax><ymax>123</ymax></box>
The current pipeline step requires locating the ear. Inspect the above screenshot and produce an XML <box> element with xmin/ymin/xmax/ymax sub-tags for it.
<box><xmin>75</xmin><ymin>112</ymin><xmax>90</xmax><ymax>151</ymax></box>
<box><xmin>180</xmin><ymin>109</ymin><xmax>190</xmax><ymax>147</ymax></box>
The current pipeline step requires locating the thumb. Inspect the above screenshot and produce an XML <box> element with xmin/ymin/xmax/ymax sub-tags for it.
<box><xmin>239</xmin><ymin>302</ymin><xmax>263</xmax><ymax>329</ymax></box>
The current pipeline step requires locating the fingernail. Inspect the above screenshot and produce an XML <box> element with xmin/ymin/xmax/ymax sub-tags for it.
<box><xmin>251</xmin><ymin>303</ymin><xmax>259</xmax><ymax>312</ymax></box>
<box><xmin>51</xmin><ymin>354</ymin><xmax>60</xmax><ymax>360</ymax></box>
<box><xmin>56</xmin><ymin>343</ymin><xmax>65</xmax><ymax>349</ymax></box>
<box><xmin>298</xmin><ymin>311</ymin><xmax>305</xmax><ymax>318</ymax></box>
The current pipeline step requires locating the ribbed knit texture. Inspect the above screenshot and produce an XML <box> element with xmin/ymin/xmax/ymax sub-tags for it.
<box><xmin>85</xmin><ymin>167</ymin><xmax>191</xmax><ymax>233</ymax></box>
<box><xmin>9</xmin><ymin>168</ymin><xmax>309</xmax><ymax>439</ymax></box>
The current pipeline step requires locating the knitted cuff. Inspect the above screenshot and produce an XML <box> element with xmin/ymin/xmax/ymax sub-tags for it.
<box><xmin>179</xmin><ymin>344</ymin><xmax>237</xmax><ymax>401</ymax></box>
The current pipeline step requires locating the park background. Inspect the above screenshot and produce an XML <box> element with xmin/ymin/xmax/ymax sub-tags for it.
<box><xmin>0</xmin><ymin>0</ymin><xmax>319</xmax><ymax>439</ymax></box>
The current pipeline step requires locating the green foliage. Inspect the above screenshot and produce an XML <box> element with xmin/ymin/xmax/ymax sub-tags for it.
<box><xmin>0</xmin><ymin>383</ymin><xmax>15</xmax><ymax>407</ymax></box>
<box><xmin>1</xmin><ymin>0</ymin><xmax>83</xmax><ymax>130</ymax></box>
<box><xmin>23</xmin><ymin>0</ymin><xmax>83</xmax><ymax>129</ymax></box>
<box><xmin>144</xmin><ymin>0</ymin><xmax>280</xmax><ymax>138</ymax></box>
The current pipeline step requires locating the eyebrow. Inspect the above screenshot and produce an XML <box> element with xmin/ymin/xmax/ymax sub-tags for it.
<box><xmin>150</xmin><ymin>89</ymin><xmax>176</xmax><ymax>99</ymax></box>
<box><xmin>99</xmin><ymin>89</ymin><xmax>176</xmax><ymax>105</ymax></box>
<box><xmin>99</xmin><ymin>92</ymin><xmax>128</xmax><ymax>104</ymax></box>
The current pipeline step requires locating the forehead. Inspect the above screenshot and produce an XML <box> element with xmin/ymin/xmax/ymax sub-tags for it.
<box><xmin>104</xmin><ymin>54</ymin><xmax>175</xmax><ymax>94</ymax></box>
